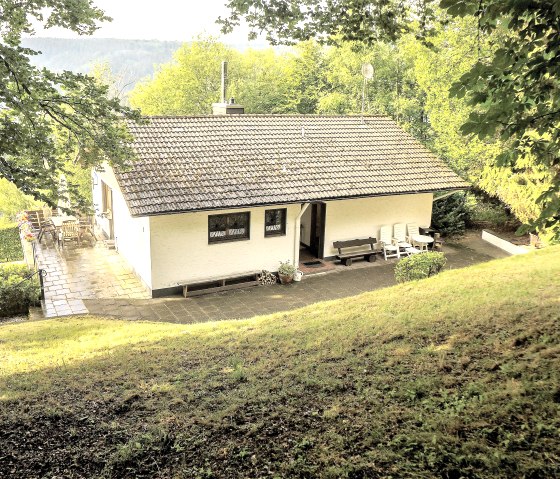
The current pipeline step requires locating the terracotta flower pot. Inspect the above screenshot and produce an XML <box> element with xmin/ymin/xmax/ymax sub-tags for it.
<box><xmin>278</xmin><ymin>272</ymin><xmax>294</xmax><ymax>285</ymax></box>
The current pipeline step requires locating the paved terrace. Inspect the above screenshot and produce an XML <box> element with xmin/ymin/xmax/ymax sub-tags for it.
<box><xmin>34</xmin><ymin>233</ymin><xmax>508</xmax><ymax>323</ymax></box>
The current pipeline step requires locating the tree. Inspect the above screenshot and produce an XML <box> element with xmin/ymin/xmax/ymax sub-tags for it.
<box><xmin>221</xmin><ymin>0</ymin><xmax>560</xmax><ymax>241</ymax></box>
<box><xmin>130</xmin><ymin>38</ymin><xmax>239</xmax><ymax>115</ymax></box>
<box><xmin>442</xmin><ymin>0</ymin><xmax>560</xmax><ymax>240</ymax></box>
<box><xmin>219</xmin><ymin>0</ymin><xmax>435</xmax><ymax>45</ymax></box>
<box><xmin>129</xmin><ymin>38</ymin><xmax>324</xmax><ymax>116</ymax></box>
<box><xmin>0</xmin><ymin>0</ymin><xmax>140</xmax><ymax>210</ymax></box>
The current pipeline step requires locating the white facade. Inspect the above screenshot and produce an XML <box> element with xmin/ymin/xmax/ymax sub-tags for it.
<box><xmin>92</xmin><ymin>166</ymin><xmax>434</xmax><ymax>296</ymax></box>
<box><xmin>149</xmin><ymin>205</ymin><xmax>300</xmax><ymax>290</ymax></box>
<box><xmin>323</xmin><ymin>194</ymin><xmax>433</xmax><ymax>258</ymax></box>
<box><xmin>92</xmin><ymin>167</ymin><xmax>153</xmax><ymax>290</ymax></box>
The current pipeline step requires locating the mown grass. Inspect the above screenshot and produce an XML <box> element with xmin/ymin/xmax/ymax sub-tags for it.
<box><xmin>0</xmin><ymin>247</ymin><xmax>559</xmax><ymax>478</ymax></box>
<box><xmin>0</xmin><ymin>223</ymin><xmax>23</xmax><ymax>262</ymax></box>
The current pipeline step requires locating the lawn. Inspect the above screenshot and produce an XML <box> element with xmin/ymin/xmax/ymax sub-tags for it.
<box><xmin>0</xmin><ymin>223</ymin><xmax>23</xmax><ymax>262</ymax></box>
<box><xmin>0</xmin><ymin>247</ymin><xmax>559</xmax><ymax>478</ymax></box>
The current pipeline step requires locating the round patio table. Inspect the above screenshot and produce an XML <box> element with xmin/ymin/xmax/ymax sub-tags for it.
<box><xmin>411</xmin><ymin>234</ymin><xmax>434</xmax><ymax>250</ymax></box>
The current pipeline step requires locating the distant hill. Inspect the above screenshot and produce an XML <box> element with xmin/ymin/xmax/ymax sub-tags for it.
<box><xmin>21</xmin><ymin>38</ymin><xmax>184</xmax><ymax>92</ymax></box>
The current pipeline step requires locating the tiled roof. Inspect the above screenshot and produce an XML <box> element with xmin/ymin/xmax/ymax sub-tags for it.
<box><xmin>117</xmin><ymin>115</ymin><xmax>469</xmax><ymax>216</ymax></box>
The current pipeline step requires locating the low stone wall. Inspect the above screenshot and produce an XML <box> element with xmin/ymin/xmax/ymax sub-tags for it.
<box><xmin>481</xmin><ymin>230</ymin><xmax>529</xmax><ymax>255</ymax></box>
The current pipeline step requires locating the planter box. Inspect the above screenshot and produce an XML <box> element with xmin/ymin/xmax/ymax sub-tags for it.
<box><xmin>481</xmin><ymin>230</ymin><xmax>529</xmax><ymax>255</ymax></box>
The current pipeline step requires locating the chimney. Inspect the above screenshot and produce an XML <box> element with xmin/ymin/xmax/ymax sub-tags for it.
<box><xmin>212</xmin><ymin>60</ymin><xmax>244</xmax><ymax>115</ymax></box>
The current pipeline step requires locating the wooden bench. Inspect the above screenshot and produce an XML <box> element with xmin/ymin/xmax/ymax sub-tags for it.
<box><xmin>182</xmin><ymin>271</ymin><xmax>260</xmax><ymax>297</ymax></box>
<box><xmin>333</xmin><ymin>237</ymin><xmax>377</xmax><ymax>266</ymax></box>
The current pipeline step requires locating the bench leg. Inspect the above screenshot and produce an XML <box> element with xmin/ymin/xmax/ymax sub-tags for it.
<box><xmin>366</xmin><ymin>253</ymin><xmax>377</xmax><ymax>263</ymax></box>
<box><xmin>343</xmin><ymin>258</ymin><xmax>352</xmax><ymax>266</ymax></box>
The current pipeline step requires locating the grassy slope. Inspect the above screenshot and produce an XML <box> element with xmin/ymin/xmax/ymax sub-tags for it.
<box><xmin>0</xmin><ymin>224</ymin><xmax>23</xmax><ymax>262</ymax></box>
<box><xmin>0</xmin><ymin>248</ymin><xmax>559</xmax><ymax>478</ymax></box>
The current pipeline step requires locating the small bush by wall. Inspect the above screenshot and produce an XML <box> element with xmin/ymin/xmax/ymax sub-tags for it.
<box><xmin>0</xmin><ymin>223</ymin><xmax>23</xmax><ymax>262</ymax></box>
<box><xmin>395</xmin><ymin>252</ymin><xmax>447</xmax><ymax>283</ymax></box>
<box><xmin>0</xmin><ymin>264</ymin><xmax>41</xmax><ymax>317</ymax></box>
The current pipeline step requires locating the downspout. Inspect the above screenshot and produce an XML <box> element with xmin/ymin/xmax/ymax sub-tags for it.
<box><xmin>294</xmin><ymin>203</ymin><xmax>310</xmax><ymax>267</ymax></box>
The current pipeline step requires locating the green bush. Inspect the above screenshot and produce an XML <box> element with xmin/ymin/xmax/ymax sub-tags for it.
<box><xmin>466</xmin><ymin>193</ymin><xmax>516</xmax><ymax>229</ymax></box>
<box><xmin>0</xmin><ymin>263</ymin><xmax>41</xmax><ymax>317</ymax></box>
<box><xmin>431</xmin><ymin>192</ymin><xmax>470</xmax><ymax>237</ymax></box>
<box><xmin>395</xmin><ymin>252</ymin><xmax>447</xmax><ymax>283</ymax></box>
<box><xmin>0</xmin><ymin>223</ymin><xmax>23</xmax><ymax>262</ymax></box>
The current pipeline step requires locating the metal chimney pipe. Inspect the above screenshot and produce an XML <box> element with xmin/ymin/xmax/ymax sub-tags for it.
<box><xmin>221</xmin><ymin>61</ymin><xmax>227</xmax><ymax>103</ymax></box>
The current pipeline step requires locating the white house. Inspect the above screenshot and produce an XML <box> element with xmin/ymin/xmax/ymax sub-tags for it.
<box><xmin>92</xmin><ymin>113</ymin><xmax>467</xmax><ymax>297</ymax></box>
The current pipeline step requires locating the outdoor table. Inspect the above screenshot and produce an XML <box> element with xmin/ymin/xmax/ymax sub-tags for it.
<box><xmin>50</xmin><ymin>215</ymin><xmax>77</xmax><ymax>228</ymax></box>
<box><xmin>411</xmin><ymin>234</ymin><xmax>434</xmax><ymax>251</ymax></box>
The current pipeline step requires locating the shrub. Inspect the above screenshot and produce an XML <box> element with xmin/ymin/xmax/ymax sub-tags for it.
<box><xmin>278</xmin><ymin>260</ymin><xmax>296</xmax><ymax>276</ymax></box>
<box><xmin>395</xmin><ymin>252</ymin><xmax>447</xmax><ymax>283</ymax></box>
<box><xmin>0</xmin><ymin>223</ymin><xmax>23</xmax><ymax>262</ymax></box>
<box><xmin>0</xmin><ymin>263</ymin><xmax>41</xmax><ymax>317</ymax></box>
<box><xmin>431</xmin><ymin>192</ymin><xmax>470</xmax><ymax>237</ymax></box>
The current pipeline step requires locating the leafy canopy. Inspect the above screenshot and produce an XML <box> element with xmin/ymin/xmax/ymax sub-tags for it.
<box><xmin>0</xmin><ymin>0</ymin><xmax>140</xmax><ymax>210</ymax></box>
<box><xmin>222</xmin><ymin>0</ymin><xmax>560</xmax><ymax>241</ymax></box>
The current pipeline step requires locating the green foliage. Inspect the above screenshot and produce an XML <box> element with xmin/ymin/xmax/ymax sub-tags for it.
<box><xmin>0</xmin><ymin>224</ymin><xmax>23</xmax><ymax>263</ymax></box>
<box><xmin>129</xmin><ymin>37</ymin><xmax>325</xmax><ymax>116</ymax></box>
<box><xmin>221</xmin><ymin>0</ymin><xmax>559</xmax><ymax>241</ymax></box>
<box><xmin>439</xmin><ymin>0</ymin><xmax>560</xmax><ymax>241</ymax></box>
<box><xmin>1</xmin><ymin>248</ymin><xmax>559</xmax><ymax>477</ymax></box>
<box><xmin>431</xmin><ymin>192</ymin><xmax>470</xmax><ymax>237</ymax></box>
<box><xmin>130</xmin><ymin>38</ymin><xmax>238</xmax><ymax>115</ymax></box>
<box><xmin>0</xmin><ymin>263</ymin><xmax>40</xmax><ymax>317</ymax></box>
<box><xmin>219</xmin><ymin>0</ymin><xmax>434</xmax><ymax>45</ymax></box>
<box><xmin>466</xmin><ymin>193</ymin><xmax>515</xmax><ymax>229</ymax></box>
<box><xmin>278</xmin><ymin>260</ymin><xmax>296</xmax><ymax>276</ymax></box>
<box><xmin>0</xmin><ymin>0</ymin><xmax>141</xmax><ymax>210</ymax></box>
<box><xmin>0</xmin><ymin>178</ymin><xmax>40</xmax><ymax>221</ymax></box>
<box><xmin>395</xmin><ymin>252</ymin><xmax>447</xmax><ymax>283</ymax></box>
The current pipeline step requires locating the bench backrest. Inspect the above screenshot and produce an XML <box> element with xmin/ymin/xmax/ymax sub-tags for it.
<box><xmin>333</xmin><ymin>237</ymin><xmax>376</xmax><ymax>253</ymax></box>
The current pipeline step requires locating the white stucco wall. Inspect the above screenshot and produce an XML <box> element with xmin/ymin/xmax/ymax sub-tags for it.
<box><xmin>323</xmin><ymin>193</ymin><xmax>433</xmax><ymax>258</ymax></box>
<box><xmin>149</xmin><ymin>205</ymin><xmax>300</xmax><ymax>290</ymax></box>
<box><xmin>92</xmin><ymin>166</ymin><xmax>153</xmax><ymax>289</ymax></box>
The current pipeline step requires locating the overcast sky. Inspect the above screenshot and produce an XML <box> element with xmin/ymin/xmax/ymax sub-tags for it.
<box><xmin>33</xmin><ymin>0</ymin><xmax>261</xmax><ymax>44</ymax></box>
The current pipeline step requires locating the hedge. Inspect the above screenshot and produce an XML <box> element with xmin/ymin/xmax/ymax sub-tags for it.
<box><xmin>395</xmin><ymin>252</ymin><xmax>447</xmax><ymax>283</ymax></box>
<box><xmin>0</xmin><ymin>223</ymin><xmax>23</xmax><ymax>262</ymax></box>
<box><xmin>0</xmin><ymin>263</ymin><xmax>41</xmax><ymax>317</ymax></box>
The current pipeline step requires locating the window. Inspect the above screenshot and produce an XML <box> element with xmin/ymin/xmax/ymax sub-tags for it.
<box><xmin>101</xmin><ymin>181</ymin><xmax>112</xmax><ymax>214</ymax></box>
<box><xmin>265</xmin><ymin>208</ymin><xmax>287</xmax><ymax>237</ymax></box>
<box><xmin>208</xmin><ymin>212</ymin><xmax>250</xmax><ymax>243</ymax></box>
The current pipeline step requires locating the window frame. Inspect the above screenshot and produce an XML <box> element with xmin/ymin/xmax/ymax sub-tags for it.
<box><xmin>264</xmin><ymin>208</ymin><xmax>287</xmax><ymax>237</ymax></box>
<box><xmin>208</xmin><ymin>212</ymin><xmax>251</xmax><ymax>244</ymax></box>
<box><xmin>101</xmin><ymin>181</ymin><xmax>112</xmax><ymax>213</ymax></box>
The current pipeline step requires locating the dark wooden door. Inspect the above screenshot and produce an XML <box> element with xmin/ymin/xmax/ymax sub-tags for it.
<box><xmin>309</xmin><ymin>202</ymin><xmax>326</xmax><ymax>259</ymax></box>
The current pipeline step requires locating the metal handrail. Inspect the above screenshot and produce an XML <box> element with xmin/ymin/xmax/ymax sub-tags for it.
<box><xmin>2</xmin><ymin>268</ymin><xmax>48</xmax><ymax>300</ymax></box>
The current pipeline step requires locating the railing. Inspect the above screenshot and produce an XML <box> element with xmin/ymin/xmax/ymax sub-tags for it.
<box><xmin>9</xmin><ymin>268</ymin><xmax>48</xmax><ymax>301</ymax></box>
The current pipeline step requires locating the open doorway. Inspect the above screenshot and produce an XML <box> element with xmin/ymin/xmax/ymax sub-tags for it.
<box><xmin>300</xmin><ymin>202</ymin><xmax>326</xmax><ymax>260</ymax></box>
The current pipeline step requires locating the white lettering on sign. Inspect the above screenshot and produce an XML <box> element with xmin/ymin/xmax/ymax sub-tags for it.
<box><xmin>266</xmin><ymin>224</ymin><xmax>281</xmax><ymax>231</ymax></box>
<box><xmin>228</xmin><ymin>228</ymin><xmax>245</xmax><ymax>235</ymax></box>
<box><xmin>210</xmin><ymin>230</ymin><xmax>226</xmax><ymax>238</ymax></box>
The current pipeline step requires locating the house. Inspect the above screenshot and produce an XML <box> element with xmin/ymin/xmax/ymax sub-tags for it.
<box><xmin>92</xmin><ymin>111</ymin><xmax>468</xmax><ymax>297</ymax></box>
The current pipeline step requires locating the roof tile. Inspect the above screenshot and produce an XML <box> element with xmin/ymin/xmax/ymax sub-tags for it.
<box><xmin>116</xmin><ymin>115</ymin><xmax>468</xmax><ymax>216</ymax></box>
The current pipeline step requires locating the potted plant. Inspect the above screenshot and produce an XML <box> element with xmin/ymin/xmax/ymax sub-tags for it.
<box><xmin>278</xmin><ymin>260</ymin><xmax>296</xmax><ymax>284</ymax></box>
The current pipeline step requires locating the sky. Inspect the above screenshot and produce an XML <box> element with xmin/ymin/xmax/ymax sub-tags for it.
<box><xmin>32</xmin><ymin>0</ymin><xmax>262</xmax><ymax>44</ymax></box>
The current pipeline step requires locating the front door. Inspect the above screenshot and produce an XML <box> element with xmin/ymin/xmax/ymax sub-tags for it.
<box><xmin>309</xmin><ymin>202</ymin><xmax>326</xmax><ymax>259</ymax></box>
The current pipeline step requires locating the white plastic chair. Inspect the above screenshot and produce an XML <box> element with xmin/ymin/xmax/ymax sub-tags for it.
<box><xmin>392</xmin><ymin>223</ymin><xmax>414</xmax><ymax>255</ymax></box>
<box><xmin>379</xmin><ymin>225</ymin><xmax>400</xmax><ymax>260</ymax></box>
